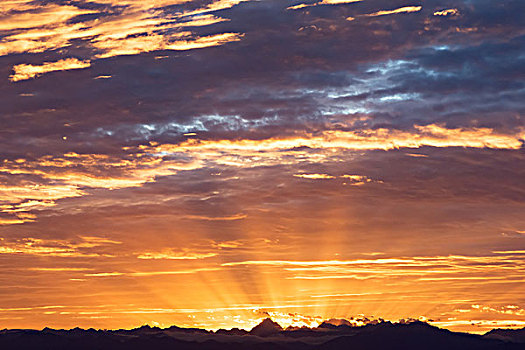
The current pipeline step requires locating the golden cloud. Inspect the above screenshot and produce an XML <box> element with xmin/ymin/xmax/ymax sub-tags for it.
<box><xmin>0</xmin><ymin>236</ymin><xmax>120</xmax><ymax>257</ymax></box>
<box><xmin>0</xmin><ymin>183</ymin><xmax>85</xmax><ymax>203</ymax></box>
<box><xmin>221</xmin><ymin>254</ymin><xmax>525</xmax><ymax>282</ymax></box>
<box><xmin>9</xmin><ymin>58</ymin><xmax>91</xmax><ymax>82</ymax></box>
<box><xmin>181</xmin><ymin>213</ymin><xmax>248</xmax><ymax>221</ymax></box>
<box><xmin>288</xmin><ymin>0</ymin><xmax>362</xmax><ymax>10</ymax></box>
<box><xmin>0</xmin><ymin>217</ymin><xmax>27</xmax><ymax>225</ymax></box>
<box><xmin>293</xmin><ymin>173</ymin><xmax>336</xmax><ymax>179</ymax></box>
<box><xmin>0</xmin><ymin>124</ymin><xmax>522</xmax><ymax>224</ymax></box>
<box><xmin>292</xmin><ymin>173</ymin><xmax>380</xmax><ymax>184</ymax></box>
<box><xmin>1</xmin><ymin>1</ymin><xmax>248</xmax><ymax>80</ymax></box>
<box><xmin>363</xmin><ymin>6</ymin><xmax>423</xmax><ymax>17</ymax></box>
<box><xmin>148</xmin><ymin>125</ymin><xmax>524</xmax><ymax>168</ymax></box>
<box><xmin>137</xmin><ymin>250</ymin><xmax>217</xmax><ymax>260</ymax></box>
<box><xmin>85</xmin><ymin>267</ymin><xmax>220</xmax><ymax>277</ymax></box>
<box><xmin>319</xmin><ymin>0</ymin><xmax>363</xmax><ymax>4</ymax></box>
<box><xmin>0</xmin><ymin>4</ymin><xmax>94</xmax><ymax>31</ymax></box>
<box><xmin>0</xmin><ymin>150</ymin><xmax>201</xmax><ymax>203</ymax></box>
<box><xmin>434</xmin><ymin>9</ymin><xmax>459</xmax><ymax>16</ymax></box>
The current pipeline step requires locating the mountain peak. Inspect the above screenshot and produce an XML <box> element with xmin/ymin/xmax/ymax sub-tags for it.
<box><xmin>250</xmin><ymin>318</ymin><xmax>283</xmax><ymax>337</ymax></box>
<box><xmin>321</xmin><ymin>318</ymin><xmax>352</xmax><ymax>328</ymax></box>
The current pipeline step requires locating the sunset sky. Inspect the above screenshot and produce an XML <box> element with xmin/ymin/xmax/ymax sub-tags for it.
<box><xmin>0</xmin><ymin>0</ymin><xmax>524</xmax><ymax>334</ymax></box>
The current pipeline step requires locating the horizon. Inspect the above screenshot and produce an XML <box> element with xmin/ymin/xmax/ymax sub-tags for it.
<box><xmin>0</xmin><ymin>0</ymin><xmax>524</xmax><ymax>337</ymax></box>
<box><xmin>4</xmin><ymin>316</ymin><xmax>525</xmax><ymax>349</ymax></box>
<box><xmin>1</xmin><ymin>316</ymin><xmax>518</xmax><ymax>335</ymax></box>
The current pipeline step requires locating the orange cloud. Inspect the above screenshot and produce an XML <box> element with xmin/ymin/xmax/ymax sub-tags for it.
<box><xmin>1</xmin><ymin>1</ymin><xmax>249</xmax><ymax>80</ymax></box>
<box><xmin>288</xmin><ymin>0</ymin><xmax>362</xmax><ymax>10</ymax></box>
<box><xmin>221</xmin><ymin>254</ymin><xmax>525</xmax><ymax>282</ymax></box>
<box><xmin>165</xmin><ymin>32</ymin><xmax>244</xmax><ymax>51</ymax></box>
<box><xmin>340</xmin><ymin>174</ymin><xmax>379</xmax><ymax>185</ymax></box>
<box><xmin>293</xmin><ymin>173</ymin><xmax>336</xmax><ymax>179</ymax></box>
<box><xmin>0</xmin><ymin>217</ymin><xmax>27</xmax><ymax>225</ymax></box>
<box><xmin>0</xmin><ymin>183</ymin><xmax>85</xmax><ymax>203</ymax></box>
<box><xmin>181</xmin><ymin>213</ymin><xmax>248</xmax><ymax>221</ymax></box>
<box><xmin>85</xmin><ymin>267</ymin><xmax>220</xmax><ymax>277</ymax></box>
<box><xmin>183</xmin><ymin>0</ymin><xmax>252</xmax><ymax>16</ymax></box>
<box><xmin>29</xmin><ymin>267</ymin><xmax>90</xmax><ymax>272</ymax></box>
<box><xmin>362</xmin><ymin>6</ymin><xmax>422</xmax><ymax>17</ymax></box>
<box><xmin>0</xmin><ymin>151</ymin><xmax>202</xmax><ymax>221</ymax></box>
<box><xmin>137</xmin><ymin>250</ymin><xmax>217</xmax><ymax>260</ymax></box>
<box><xmin>174</xmin><ymin>14</ymin><xmax>230</xmax><ymax>27</ymax></box>
<box><xmin>292</xmin><ymin>173</ymin><xmax>380</xmax><ymax>184</ymax></box>
<box><xmin>319</xmin><ymin>0</ymin><xmax>363</xmax><ymax>4</ymax></box>
<box><xmin>434</xmin><ymin>9</ymin><xmax>459</xmax><ymax>16</ymax></box>
<box><xmin>158</xmin><ymin>124</ymin><xmax>525</xmax><ymax>154</ymax></box>
<box><xmin>0</xmin><ymin>4</ymin><xmax>93</xmax><ymax>31</ymax></box>
<box><xmin>0</xmin><ymin>124</ymin><xmax>522</xmax><ymax>224</ymax></box>
<box><xmin>9</xmin><ymin>58</ymin><xmax>91</xmax><ymax>82</ymax></box>
<box><xmin>0</xmin><ymin>236</ymin><xmax>120</xmax><ymax>257</ymax></box>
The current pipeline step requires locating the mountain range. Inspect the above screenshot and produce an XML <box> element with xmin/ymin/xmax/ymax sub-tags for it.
<box><xmin>1</xmin><ymin>319</ymin><xmax>524</xmax><ymax>349</ymax></box>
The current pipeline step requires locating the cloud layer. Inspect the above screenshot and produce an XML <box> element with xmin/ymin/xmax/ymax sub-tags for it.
<box><xmin>0</xmin><ymin>0</ymin><xmax>524</xmax><ymax>332</ymax></box>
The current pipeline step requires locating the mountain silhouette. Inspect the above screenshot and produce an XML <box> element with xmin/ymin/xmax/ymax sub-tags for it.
<box><xmin>1</xmin><ymin>320</ymin><xmax>524</xmax><ymax>349</ymax></box>
<box><xmin>484</xmin><ymin>328</ymin><xmax>525</xmax><ymax>343</ymax></box>
<box><xmin>249</xmin><ymin>318</ymin><xmax>284</xmax><ymax>336</ymax></box>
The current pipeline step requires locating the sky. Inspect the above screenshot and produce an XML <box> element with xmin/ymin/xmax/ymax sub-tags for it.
<box><xmin>0</xmin><ymin>0</ymin><xmax>524</xmax><ymax>333</ymax></box>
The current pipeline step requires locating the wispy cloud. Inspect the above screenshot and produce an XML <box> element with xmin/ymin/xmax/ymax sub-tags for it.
<box><xmin>1</xmin><ymin>1</ymin><xmax>249</xmax><ymax>80</ymax></box>
<box><xmin>221</xmin><ymin>254</ymin><xmax>525</xmax><ymax>282</ymax></box>
<box><xmin>0</xmin><ymin>236</ymin><xmax>120</xmax><ymax>257</ymax></box>
<box><xmin>288</xmin><ymin>0</ymin><xmax>362</xmax><ymax>10</ymax></box>
<box><xmin>434</xmin><ymin>9</ymin><xmax>459</xmax><ymax>16</ymax></box>
<box><xmin>362</xmin><ymin>6</ymin><xmax>422</xmax><ymax>17</ymax></box>
<box><xmin>137</xmin><ymin>250</ymin><xmax>217</xmax><ymax>260</ymax></box>
<box><xmin>10</xmin><ymin>58</ymin><xmax>91</xmax><ymax>82</ymax></box>
<box><xmin>85</xmin><ymin>267</ymin><xmax>220</xmax><ymax>277</ymax></box>
<box><xmin>0</xmin><ymin>124</ymin><xmax>522</xmax><ymax>225</ymax></box>
<box><xmin>293</xmin><ymin>173</ymin><xmax>336</xmax><ymax>179</ymax></box>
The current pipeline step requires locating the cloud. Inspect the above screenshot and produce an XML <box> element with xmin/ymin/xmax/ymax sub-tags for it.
<box><xmin>340</xmin><ymin>174</ymin><xmax>378</xmax><ymax>186</ymax></box>
<box><xmin>0</xmin><ymin>151</ymin><xmax>203</xmax><ymax>223</ymax></box>
<box><xmin>501</xmin><ymin>230</ymin><xmax>525</xmax><ymax>238</ymax></box>
<box><xmin>491</xmin><ymin>250</ymin><xmax>525</xmax><ymax>254</ymax></box>
<box><xmin>341</xmin><ymin>174</ymin><xmax>367</xmax><ymax>181</ymax></box>
<box><xmin>137</xmin><ymin>250</ymin><xmax>217</xmax><ymax>260</ymax></box>
<box><xmin>145</xmin><ymin>125</ymin><xmax>524</xmax><ymax>169</ymax></box>
<box><xmin>0</xmin><ymin>236</ymin><xmax>120</xmax><ymax>257</ymax></box>
<box><xmin>92</xmin><ymin>31</ymin><xmax>243</xmax><ymax>59</ymax></box>
<box><xmin>0</xmin><ymin>183</ymin><xmax>84</xmax><ymax>203</ymax></box>
<box><xmin>0</xmin><ymin>4</ymin><xmax>94</xmax><ymax>31</ymax></box>
<box><xmin>213</xmin><ymin>240</ymin><xmax>244</xmax><ymax>248</ymax></box>
<box><xmin>288</xmin><ymin>0</ymin><xmax>362</xmax><ymax>10</ymax></box>
<box><xmin>0</xmin><ymin>217</ymin><xmax>27</xmax><ymax>225</ymax></box>
<box><xmin>181</xmin><ymin>213</ymin><xmax>247</xmax><ymax>221</ymax></box>
<box><xmin>84</xmin><ymin>272</ymin><xmax>124</xmax><ymax>277</ymax></box>
<box><xmin>433</xmin><ymin>319</ymin><xmax>525</xmax><ymax>330</ymax></box>
<box><xmin>293</xmin><ymin>173</ymin><xmax>336</xmax><ymax>179</ymax></box>
<box><xmin>28</xmin><ymin>267</ymin><xmax>90</xmax><ymax>272</ymax></box>
<box><xmin>221</xmin><ymin>254</ymin><xmax>525</xmax><ymax>282</ymax></box>
<box><xmin>362</xmin><ymin>6</ymin><xmax>423</xmax><ymax>18</ymax></box>
<box><xmin>319</xmin><ymin>0</ymin><xmax>362</xmax><ymax>4</ymax></box>
<box><xmin>9</xmin><ymin>59</ymin><xmax>91</xmax><ymax>82</ymax></box>
<box><xmin>470</xmin><ymin>304</ymin><xmax>525</xmax><ymax>316</ymax></box>
<box><xmin>0</xmin><ymin>0</ymin><xmax>249</xmax><ymax>80</ymax></box>
<box><xmin>293</xmin><ymin>173</ymin><xmax>380</xmax><ymax>185</ymax></box>
<box><xmin>434</xmin><ymin>9</ymin><xmax>459</xmax><ymax>17</ymax></box>
<box><xmin>0</xmin><ymin>124</ymin><xmax>521</xmax><ymax>224</ymax></box>
<box><xmin>85</xmin><ymin>267</ymin><xmax>220</xmax><ymax>277</ymax></box>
